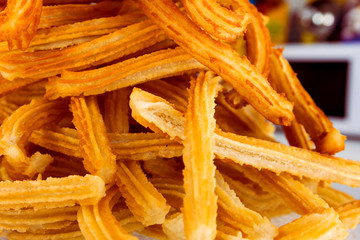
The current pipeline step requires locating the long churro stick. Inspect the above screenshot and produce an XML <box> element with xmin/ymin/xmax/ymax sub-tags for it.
<box><xmin>129</xmin><ymin>88</ymin><xmax>360</xmax><ymax>187</ymax></box>
<box><xmin>45</xmin><ymin>47</ymin><xmax>205</xmax><ymax>99</ymax></box>
<box><xmin>0</xmin><ymin>20</ymin><xmax>166</xmax><ymax>81</ymax></box>
<box><xmin>0</xmin><ymin>174</ymin><xmax>105</xmax><ymax>210</ymax></box>
<box><xmin>182</xmin><ymin>71</ymin><xmax>219</xmax><ymax>240</ymax></box>
<box><xmin>29</xmin><ymin>128</ymin><xmax>183</xmax><ymax>161</ymax></box>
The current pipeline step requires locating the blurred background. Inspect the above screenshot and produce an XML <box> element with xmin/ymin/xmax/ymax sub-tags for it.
<box><xmin>253</xmin><ymin>0</ymin><xmax>360</xmax><ymax>45</ymax></box>
<box><xmin>251</xmin><ymin>0</ymin><xmax>360</xmax><ymax>157</ymax></box>
<box><xmin>252</xmin><ymin>0</ymin><xmax>360</xmax><ymax>198</ymax></box>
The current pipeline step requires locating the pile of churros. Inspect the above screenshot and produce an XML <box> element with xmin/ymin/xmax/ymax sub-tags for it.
<box><xmin>0</xmin><ymin>0</ymin><xmax>359</xmax><ymax>239</ymax></box>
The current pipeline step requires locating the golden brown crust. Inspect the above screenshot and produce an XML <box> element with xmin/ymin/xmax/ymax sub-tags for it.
<box><xmin>275</xmin><ymin>208</ymin><xmax>348</xmax><ymax>240</ymax></box>
<box><xmin>317</xmin><ymin>184</ymin><xmax>354</xmax><ymax>208</ymax></box>
<box><xmin>135</xmin><ymin>0</ymin><xmax>294</xmax><ymax>126</ymax></box>
<box><xmin>39</xmin><ymin>1</ymin><xmax>122</xmax><ymax>29</ymax></box>
<box><xmin>336</xmin><ymin>200</ymin><xmax>360</xmax><ymax>229</ymax></box>
<box><xmin>182</xmin><ymin>71</ymin><xmax>219</xmax><ymax>240</ymax></box>
<box><xmin>29</xmin><ymin>127</ymin><xmax>183</xmax><ymax>161</ymax></box>
<box><xmin>0</xmin><ymin>13</ymin><xmax>146</xmax><ymax>53</ymax></box>
<box><xmin>103</xmin><ymin>88</ymin><xmax>131</xmax><ymax>134</ymax></box>
<box><xmin>77</xmin><ymin>186</ymin><xmax>137</xmax><ymax>240</ymax></box>
<box><xmin>45</xmin><ymin>47</ymin><xmax>204</xmax><ymax>99</ymax></box>
<box><xmin>0</xmin><ymin>98</ymin><xmax>69</xmax><ymax>177</ymax></box>
<box><xmin>269</xmin><ymin>48</ymin><xmax>346</xmax><ymax>154</ymax></box>
<box><xmin>234</xmin><ymin>166</ymin><xmax>329</xmax><ymax>215</ymax></box>
<box><xmin>0</xmin><ymin>0</ymin><xmax>42</xmax><ymax>50</ymax></box>
<box><xmin>282</xmin><ymin>119</ymin><xmax>314</xmax><ymax>150</ymax></box>
<box><xmin>70</xmin><ymin>96</ymin><xmax>116</xmax><ymax>184</ymax></box>
<box><xmin>0</xmin><ymin>175</ymin><xmax>105</xmax><ymax>210</ymax></box>
<box><xmin>115</xmin><ymin>160</ymin><xmax>170</xmax><ymax>226</ymax></box>
<box><xmin>182</xmin><ymin>0</ymin><xmax>252</xmax><ymax>41</ymax></box>
<box><xmin>129</xmin><ymin>88</ymin><xmax>360</xmax><ymax>187</ymax></box>
<box><xmin>0</xmin><ymin>20</ymin><xmax>166</xmax><ymax>81</ymax></box>
<box><xmin>0</xmin><ymin>206</ymin><xmax>78</xmax><ymax>233</ymax></box>
<box><xmin>215</xmin><ymin>171</ymin><xmax>278</xmax><ymax>239</ymax></box>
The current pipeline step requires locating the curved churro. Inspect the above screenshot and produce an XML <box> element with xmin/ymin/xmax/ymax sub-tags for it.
<box><xmin>269</xmin><ymin>48</ymin><xmax>346</xmax><ymax>155</ymax></box>
<box><xmin>135</xmin><ymin>0</ymin><xmax>294</xmax><ymax>126</ymax></box>
<box><xmin>77</xmin><ymin>186</ymin><xmax>138</xmax><ymax>240</ymax></box>
<box><xmin>0</xmin><ymin>98</ymin><xmax>69</xmax><ymax>176</ymax></box>
<box><xmin>45</xmin><ymin>47</ymin><xmax>205</xmax><ymax>99</ymax></box>
<box><xmin>219</xmin><ymin>0</ymin><xmax>272</xmax><ymax>108</ymax></box>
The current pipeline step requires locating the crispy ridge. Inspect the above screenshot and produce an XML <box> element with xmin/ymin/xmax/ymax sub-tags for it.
<box><xmin>129</xmin><ymin>88</ymin><xmax>360</xmax><ymax>187</ymax></box>
<box><xmin>70</xmin><ymin>96</ymin><xmax>116</xmax><ymax>184</ymax></box>
<box><xmin>0</xmin><ymin>175</ymin><xmax>105</xmax><ymax>210</ymax></box>
<box><xmin>45</xmin><ymin>47</ymin><xmax>205</xmax><ymax>99</ymax></box>
<box><xmin>135</xmin><ymin>0</ymin><xmax>294</xmax><ymax>126</ymax></box>
<box><xmin>0</xmin><ymin>98</ymin><xmax>69</xmax><ymax>176</ymax></box>
<box><xmin>182</xmin><ymin>72</ymin><xmax>219</xmax><ymax>240</ymax></box>
<box><xmin>0</xmin><ymin>20</ymin><xmax>166</xmax><ymax>81</ymax></box>
<box><xmin>182</xmin><ymin>0</ymin><xmax>252</xmax><ymax>41</ymax></box>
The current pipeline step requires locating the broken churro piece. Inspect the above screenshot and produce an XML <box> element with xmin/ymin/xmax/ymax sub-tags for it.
<box><xmin>77</xmin><ymin>186</ymin><xmax>137</xmax><ymax>240</ymax></box>
<box><xmin>116</xmin><ymin>160</ymin><xmax>170</xmax><ymax>226</ymax></box>
<box><xmin>275</xmin><ymin>208</ymin><xmax>348</xmax><ymax>240</ymax></box>
<box><xmin>0</xmin><ymin>98</ymin><xmax>69</xmax><ymax>177</ymax></box>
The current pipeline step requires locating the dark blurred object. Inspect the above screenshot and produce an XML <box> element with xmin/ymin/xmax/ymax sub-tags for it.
<box><xmin>295</xmin><ymin>0</ymin><xmax>343</xmax><ymax>43</ymax></box>
<box><xmin>256</xmin><ymin>0</ymin><xmax>290</xmax><ymax>44</ymax></box>
<box><xmin>341</xmin><ymin>1</ymin><xmax>360</xmax><ymax>41</ymax></box>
